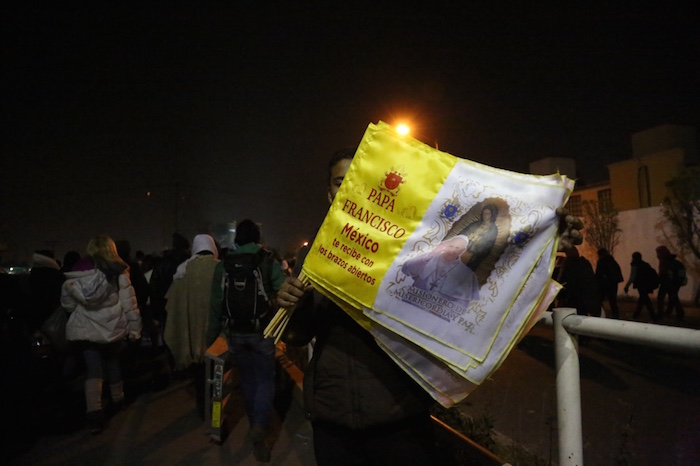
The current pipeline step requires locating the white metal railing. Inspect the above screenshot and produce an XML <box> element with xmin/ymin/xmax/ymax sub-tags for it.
<box><xmin>544</xmin><ymin>308</ymin><xmax>700</xmax><ymax>466</ymax></box>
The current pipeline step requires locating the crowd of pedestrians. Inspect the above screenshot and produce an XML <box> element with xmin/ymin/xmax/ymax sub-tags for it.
<box><xmin>1</xmin><ymin>224</ymin><xmax>290</xmax><ymax>461</ymax></box>
<box><xmin>555</xmin><ymin>244</ymin><xmax>690</xmax><ymax>324</ymax></box>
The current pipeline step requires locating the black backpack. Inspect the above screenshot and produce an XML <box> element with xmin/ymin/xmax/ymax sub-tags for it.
<box><xmin>222</xmin><ymin>249</ymin><xmax>274</xmax><ymax>333</ymax></box>
<box><xmin>671</xmin><ymin>259</ymin><xmax>688</xmax><ymax>287</ymax></box>
<box><xmin>635</xmin><ymin>261</ymin><xmax>659</xmax><ymax>292</ymax></box>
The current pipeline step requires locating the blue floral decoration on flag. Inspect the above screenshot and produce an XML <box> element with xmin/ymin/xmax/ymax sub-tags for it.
<box><xmin>512</xmin><ymin>230</ymin><xmax>531</xmax><ymax>246</ymax></box>
<box><xmin>443</xmin><ymin>204</ymin><xmax>458</xmax><ymax>218</ymax></box>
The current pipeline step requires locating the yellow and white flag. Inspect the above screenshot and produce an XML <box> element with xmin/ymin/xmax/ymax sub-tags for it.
<box><xmin>301</xmin><ymin>121</ymin><xmax>574</xmax><ymax>406</ymax></box>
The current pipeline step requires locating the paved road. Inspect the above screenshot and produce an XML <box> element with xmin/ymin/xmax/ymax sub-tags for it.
<box><xmin>457</xmin><ymin>302</ymin><xmax>700</xmax><ymax>465</ymax></box>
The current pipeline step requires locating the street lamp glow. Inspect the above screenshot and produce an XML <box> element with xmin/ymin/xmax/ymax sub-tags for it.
<box><xmin>396</xmin><ymin>124</ymin><xmax>410</xmax><ymax>136</ymax></box>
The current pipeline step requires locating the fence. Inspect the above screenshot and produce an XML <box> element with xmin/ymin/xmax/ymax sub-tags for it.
<box><xmin>545</xmin><ymin>308</ymin><xmax>700</xmax><ymax>466</ymax></box>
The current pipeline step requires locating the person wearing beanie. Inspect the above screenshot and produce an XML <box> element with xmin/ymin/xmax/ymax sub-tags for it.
<box><xmin>164</xmin><ymin>234</ymin><xmax>220</xmax><ymax>418</ymax></box>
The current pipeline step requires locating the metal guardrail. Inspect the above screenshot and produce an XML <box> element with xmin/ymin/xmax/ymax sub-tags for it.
<box><xmin>545</xmin><ymin>308</ymin><xmax>700</xmax><ymax>466</ymax></box>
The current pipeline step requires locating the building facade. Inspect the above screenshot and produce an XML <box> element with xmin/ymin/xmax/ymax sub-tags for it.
<box><xmin>531</xmin><ymin>124</ymin><xmax>699</xmax><ymax>303</ymax></box>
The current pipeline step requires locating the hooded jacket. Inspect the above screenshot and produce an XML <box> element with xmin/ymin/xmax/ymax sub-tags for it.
<box><xmin>165</xmin><ymin>234</ymin><xmax>220</xmax><ymax>368</ymax></box>
<box><xmin>62</xmin><ymin>269</ymin><xmax>141</xmax><ymax>343</ymax></box>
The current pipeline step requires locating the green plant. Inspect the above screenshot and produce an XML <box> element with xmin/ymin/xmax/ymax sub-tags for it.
<box><xmin>431</xmin><ymin>405</ymin><xmax>547</xmax><ymax>466</ymax></box>
<box><xmin>432</xmin><ymin>405</ymin><xmax>496</xmax><ymax>451</ymax></box>
<box><xmin>495</xmin><ymin>443</ymin><xmax>547</xmax><ymax>466</ymax></box>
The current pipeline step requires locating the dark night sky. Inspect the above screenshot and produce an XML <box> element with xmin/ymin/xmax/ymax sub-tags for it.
<box><xmin>2</xmin><ymin>2</ymin><xmax>699</xmax><ymax>260</ymax></box>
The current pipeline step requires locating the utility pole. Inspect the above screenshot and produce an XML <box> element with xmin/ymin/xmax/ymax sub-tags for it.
<box><xmin>174</xmin><ymin>182</ymin><xmax>180</xmax><ymax>233</ymax></box>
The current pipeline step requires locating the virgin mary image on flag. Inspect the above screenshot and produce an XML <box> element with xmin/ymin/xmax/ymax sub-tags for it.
<box><xmin>443</xmin><ymin>198</ymin><xmax>511</xmax><ymax>287</ymax></box>
<box><xmin>401</xmin><ymin>235</ymin><xmax>479</xmax><ymax>310</ymax></box>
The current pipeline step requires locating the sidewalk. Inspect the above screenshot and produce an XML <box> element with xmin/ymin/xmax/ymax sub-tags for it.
<box><xmin>8</xmin><ymin>358</ymin><xmax>316</xmax><ymax>466</ymax></box>
<box><xmin>456</xmin><ymin>301</ymin><xmax>700</xmax><ymax>465</ymax></box>
<box><xmin>617</xmin><ymin>296</ymin><xmax>700</xmax><ymax>327</ymax></box>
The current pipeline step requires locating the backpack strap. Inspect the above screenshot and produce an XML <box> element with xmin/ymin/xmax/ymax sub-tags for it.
<box><xmin>257</xmin><ymin>248</ymin><xmax>275</xmax><ymax>296</ymax></box>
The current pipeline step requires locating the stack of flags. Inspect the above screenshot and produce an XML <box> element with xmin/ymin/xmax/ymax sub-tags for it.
<box><xmin>269</xmin><ymin>121</ymin><xmax>574</xmax><ymax>407</ymax></box>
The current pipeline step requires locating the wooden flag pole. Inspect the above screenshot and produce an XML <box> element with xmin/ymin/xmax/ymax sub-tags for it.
<box><xmin>264</xmin><ymin>272</ymin><xmax>309</xmax><ymax>341</ymax></box>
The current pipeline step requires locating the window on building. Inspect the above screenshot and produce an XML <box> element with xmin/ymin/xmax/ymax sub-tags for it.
<box><xmin>567</xmin><ymin>195</ymin><xmax>582</xmax><ymax>217</ymax></box>
<box><xmin>597</xmin><ymin>188</ymin><xmax>613</xmax><ymax>212</ymax></box>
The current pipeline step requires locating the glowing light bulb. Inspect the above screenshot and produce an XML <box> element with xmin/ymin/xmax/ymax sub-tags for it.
<box><xmin>396</xmin><ymin>124</ymin><xmax>410</xmax><ymax>136</ymax></box>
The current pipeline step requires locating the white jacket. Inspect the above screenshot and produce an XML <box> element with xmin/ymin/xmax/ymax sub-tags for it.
<box><xmin>62</xmin><ymin>269</ymin><xmax>141</xmax><ymax>343</ymax></box>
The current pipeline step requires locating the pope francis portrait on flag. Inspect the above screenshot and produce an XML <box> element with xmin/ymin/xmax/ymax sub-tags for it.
<box><xmin>401</xmin><ymin>235</ymin><xmax>480</xmax><ymax>306</ymax></box>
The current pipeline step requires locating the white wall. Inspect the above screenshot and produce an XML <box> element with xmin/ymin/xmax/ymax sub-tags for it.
<box><xmin>581</xmin><ymin>206</ymin><xmax>699</xmax><ymax>303</ymax></box>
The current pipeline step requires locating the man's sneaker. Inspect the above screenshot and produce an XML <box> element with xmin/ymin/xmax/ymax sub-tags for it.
<box><xmin>249</xmin><ymin>425</ymin><xmax>271</xmax><ymax>462</ymax></box>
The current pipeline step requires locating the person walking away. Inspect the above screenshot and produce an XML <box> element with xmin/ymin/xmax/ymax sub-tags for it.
<box><xmin>61</xmin><ymin>235</ymin><xmax>142</xmax><ymax>433</ymax></box>
<box><xmin>164</xmin><ymin>234</ymin><xmax>220</xmax><ymax>418</ymax></box>
<box><xmin>116</xmin><ymin>240</ymin><xmax>151</xmax><ymax>375</ymax></box>
<box><xmin>149</xmin><ymin>233</ymin><xmax>191</xmax><ymax>335</ymax></box>
<box><xmin>28</xmin><ymin>249</ymin><xmax>64</xmax><ymax>332</ymax></box>
<box><xmin>116</xmin><ymin>240</ymin><xmax>150</xmax><ymax>313</ymax></box>
<box><xmin>207</xmin><ymin>220</ymin><xmax>284</xmax><ymax>462</ymax></box>
<box><xmin>595</xmin><ymin>248</ymin><xmax>624</xmax><ymax>318</ymax></box>
<box><xmin>557</xmin><ymin>246</ymin><xmax>601</xmax><ymax>317</ymax></box>
<box><xmin>60</xmin><ymin>251</ymin><xmax>81</xmax><ymax>275</ymax></box>
<box><xmin>655</xmin><ymin>245</ymin><xmax>686</xmax><ymax>322</ymax></box>
<box><xmin>623</xmin><ymin>252</ymin><xmax>658</xmax><ymax>321</ymax></box>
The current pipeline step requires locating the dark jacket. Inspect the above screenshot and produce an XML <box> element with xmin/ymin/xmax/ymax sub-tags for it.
<box><xmin>558</xmin><ymin>255</ymin><xmax>601</xmax><ymax>316</ymax></box>
<box><xmin>595</xmin><ymin>254</ymin><xmax>623</xmax><ymax>289</ymax></box>
<box><xmin>149</xmin><ymin>248</ymin><xmax>190</xmax><ymax>323</ymax></box>
<box><xmin>124</xmin><ymin>257</ymin><xmax>150</xmax><ymax>312</ymax></box>
<box><xmin>292</xmin><ymin>246</ymin><xmax>432</xmax><ymax>429</ymax></box>
<box><xmin>28</xmin><ymin>254</ymin><xmax>65</xmax><ymax>330</ymax></box>
<box><xmin>630</xmin><ymin>259</ymin><xmax>657</xmax><ymax>293</ymax></box>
